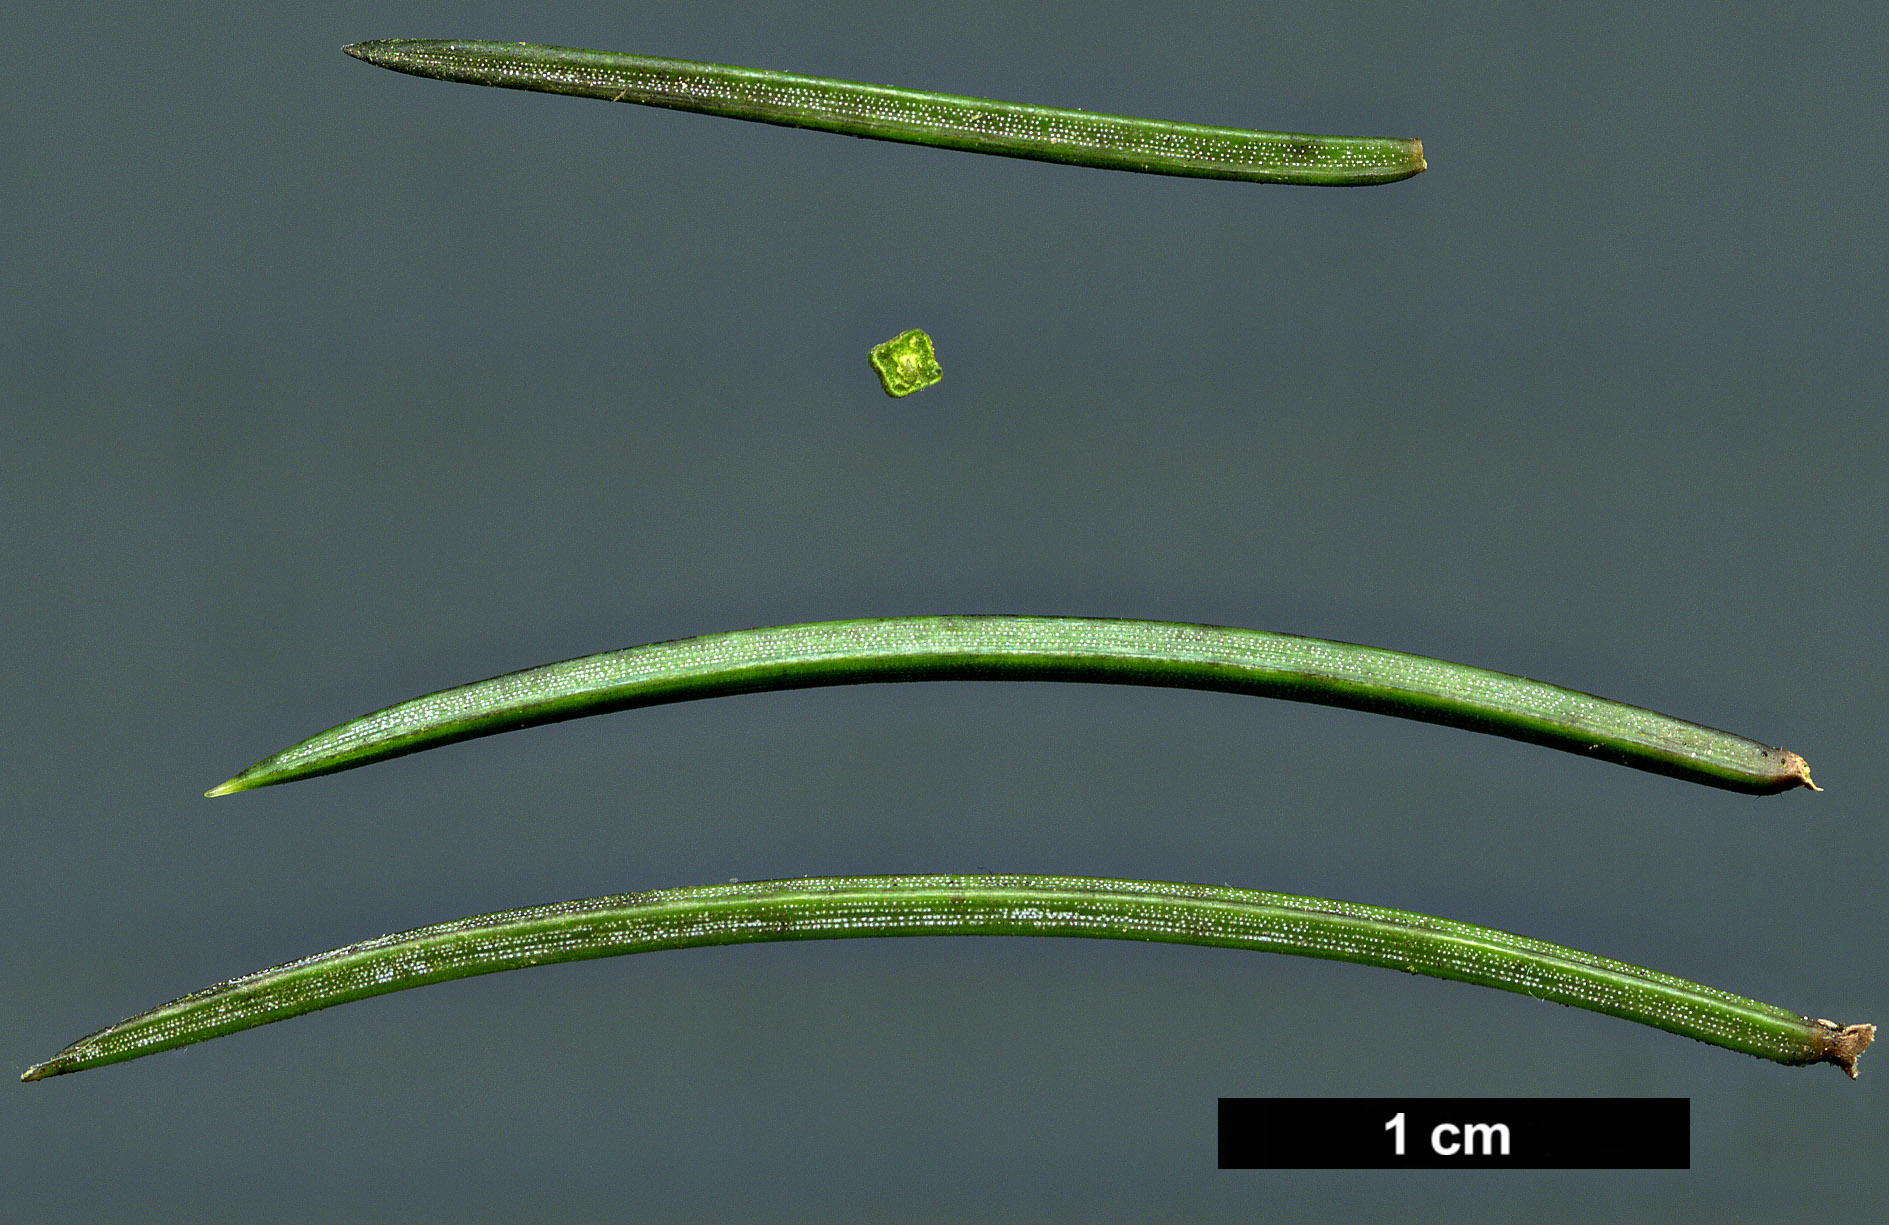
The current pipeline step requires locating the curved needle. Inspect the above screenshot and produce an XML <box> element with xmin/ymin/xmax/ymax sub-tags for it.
<box><xmin>24</xmin><ymin>874</ymin><xmax>1870</xmax><ymax>1081</ymax></box>
<box><xmin>207</xmin><ymin>616</ymin><xmax>1815</xmax><ymax>797</ymax></box>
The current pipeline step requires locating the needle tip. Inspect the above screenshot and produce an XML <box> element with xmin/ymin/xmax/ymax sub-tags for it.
<box><xmin>204</xmin><ymin>778</ymin><xmax>244</xmax><ymax>798</ymax></box>
<box><xmin>342</xmin><ymin>41</ymin><xmax>394</xmax><ymax>65</ymax></box>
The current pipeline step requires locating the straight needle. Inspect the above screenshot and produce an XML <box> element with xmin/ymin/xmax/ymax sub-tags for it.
<box><xmin>343</xmin><ymin>40</ymin><xmax>1426</xmax><ymax>186</ymax></box>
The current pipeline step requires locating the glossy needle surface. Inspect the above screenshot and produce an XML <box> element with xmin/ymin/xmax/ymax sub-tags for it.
<box><xmin>343</xmin><ymin>40</ymin><xmax>1426</xmax><ymax>186</ymax></box>
<box><xmin>207</xmin><ymin>616</ymin><xmax>1815</xmax><ymax>797</ymax></box>
<box><xmin>24</xmin><ymin>875</ymin><xmax>1871</xmax><ymax>1081</ymax></box>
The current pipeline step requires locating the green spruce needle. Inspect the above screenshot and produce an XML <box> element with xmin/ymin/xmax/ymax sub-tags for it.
<box><xmin>24</xmin><ymin>875</ymin><xmax>1871</xmax><ymax>1081</ymax></box>
<box><xmin>342</xmin><ymin>40</ymin><xmax>1427</xmax><ymax>186</ymax></box>
<box><xmin>206</xmin><ymin>616</ymin><xmax>1815</xmax><ymax>797</ymax></box>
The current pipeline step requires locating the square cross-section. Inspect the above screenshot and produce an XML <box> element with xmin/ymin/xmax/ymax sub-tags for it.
<box><xmin>868</xmin><ymin>329</ymin><xmax>942</xmax><ymax>397</ymax></box>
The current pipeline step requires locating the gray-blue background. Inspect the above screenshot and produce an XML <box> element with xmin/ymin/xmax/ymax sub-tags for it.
<box><xmin>5</xmin><ymin>1</ymin><xmax>1882</xmax><ymax>1218</ymax></box>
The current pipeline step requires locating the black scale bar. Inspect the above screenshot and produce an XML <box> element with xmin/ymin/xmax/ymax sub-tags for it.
<box><xmin>1219</xmin><ymin>1097</ymin><xmax>1689</xmax><ymax>1168</ymax></box>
